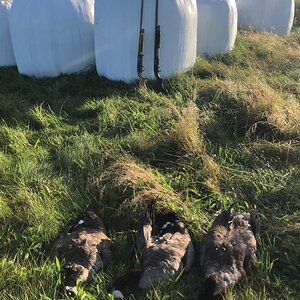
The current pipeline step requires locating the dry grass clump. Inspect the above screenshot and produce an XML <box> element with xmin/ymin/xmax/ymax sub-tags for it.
<box><xmin>201</xmin><ymin>152</ymin><xmax>221</xmax><ymax>192</ymax></box>
<box><xmin>244</xmin><ymin>30</ymin><xmax>300</xmax><ymax>73</ymax></box>
<box><xmin>98</xmin><ymin>155</ymin><xmax>180</xmax><ymax>216</ymax></box>
<box><xmin>129</xmin><ymin>100</ymin><xmax>202</xmax><ymax>158</ymax></box>
<box><xmin>150</xmin><ymin>101</ymin><xmax>220</xmax><ymax>192</ymax></box>
<box><xmin>246</xmin><ymin>83</ymin><xmax>300</xmax><ymax>137</ymax></box>
<box><xmin>170</xmin><ymin>101</ymin><xmax>220</xmax><ymax>191</ymax></box>
<box><xmin>247</xmin><ymin>140</ymin><xmax>300</xmax><ymax>165</ymax></box>
<box><xmin>172</xmin><ymin>101</ymin><xmax>201</xmax><ymax>155</ymax></box>
<box><xmin>198</xmin><ymin>79</ymin><xmax>300</xmax><ymax>139</ymax></box>
<box><xmin>97</xmin><ymin>155</ymin><xmax>211</xmax><ymax>234</ymax></box>
<box><xmin>246</xmin><ymin>30</ymin><xmax>299</xmax><ymax>54</ymax></box>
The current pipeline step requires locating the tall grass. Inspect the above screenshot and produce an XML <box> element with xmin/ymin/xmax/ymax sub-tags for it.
<box><xmin>0</xmin><ymin>24</ymin><xmax>299</xmax><ymax>299</ymax></box>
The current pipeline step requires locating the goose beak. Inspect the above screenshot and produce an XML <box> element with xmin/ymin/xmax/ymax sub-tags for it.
<box><xmin>213</xmin><ymin>281</ymin><xmax>228</xmax><ymax>296</ymax></box>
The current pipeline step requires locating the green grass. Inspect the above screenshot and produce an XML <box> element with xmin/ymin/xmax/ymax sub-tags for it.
<box><xmin>0</xmin><ymin>24</ymin><xmax>299</xmax><ymax>299</ymax></box>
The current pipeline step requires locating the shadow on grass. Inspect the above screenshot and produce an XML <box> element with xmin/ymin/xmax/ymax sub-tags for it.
<box><xmin>0</xmin><ymin>67</ymin><xmax>137</xmax><ymax>125</ymax></box>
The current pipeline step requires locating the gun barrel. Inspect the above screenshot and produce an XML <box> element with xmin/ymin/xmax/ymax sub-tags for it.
<box><xmin>137</xmin><ymin>0</ymin><xmax>145</xmax><ymax>85</ymax></box>
<box><xmin>154</xmin><ymin>0</ymin><xmax>162</xmax><ymax>88</ymax></box>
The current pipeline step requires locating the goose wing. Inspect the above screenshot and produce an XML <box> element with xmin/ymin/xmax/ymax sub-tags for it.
<box><xmin>229</xmin><ymin>213</ymin><xmax>257</xmax><ymax>272</ymax></box>
<box><xmin>139</xmin><ymin>225</ymin><xmax>193</xmax><ymax>289</ymax></box>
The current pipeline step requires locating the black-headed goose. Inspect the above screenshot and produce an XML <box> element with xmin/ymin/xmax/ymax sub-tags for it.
<box><xmin>113</xmin><ymin>201</ymin><xmax>194</xmax><ymax>298</ymax></box>
<box><xmin>199</xmin><ymin>204</ymin><xmax>259</xmax><ymax>298</ymax></box>
<box><xmin>51</xmin><ymin>209</ymin><xmax>112</xmax><ymax>296</ymax></box>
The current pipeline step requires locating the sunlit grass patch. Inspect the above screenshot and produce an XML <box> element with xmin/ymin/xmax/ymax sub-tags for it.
<box><xmin>171</xmin><ymin>101</ymin><xmax>201</xmax><ymax>155</ymax></box>
<box><xmin>197</xmin><ymin>79</ymin><xmax>300</xmax><ymax>141</ymax></box>
<box><xmin>245</xmin><ymin>140</ymin><xmax>300</xmax><ymax>166</ymax></box>
<box><xmin>0</xmin><ymin>28</ymin><xmax>299</xmax><ymax>299</ymax></box>
<box><xmin>0</xmin><ymin>256</ymin><xmax>61</xmax><ymax>300</ymax></box>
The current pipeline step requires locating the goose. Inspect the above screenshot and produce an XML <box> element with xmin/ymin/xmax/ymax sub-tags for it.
<box><xmin>113</xmin><ymin>200</ymin><xmax>194</xmax><ymax>299</ymax></box>
<box><xmin>199</xmin><ymin>203</ymin><xmax>260</xmax><ymax>298</ymax></box>
<box><xmin>51</xmin><ymin>209</ymin><xmax>112</xmax><ymax>296</ymax></box>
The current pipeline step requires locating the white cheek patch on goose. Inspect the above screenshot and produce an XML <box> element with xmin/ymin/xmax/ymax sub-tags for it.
<box><xmin>77</xmin><ymin>219</ymin><xmax>84</xmax><ymax>226</ymax></box>
<box><xmin>67</xmin><ymin>219</ymin><xmax>85</xmax><ymax>235</ymax></box>
<box><xmin>154</xmin><ymin>222</ymin><xmax>175</xmax><ymax>240</ymax></box>
<box><xmin>153</xmin><ymin>221</ymin><xmax>174</xmax><ymax>241</ymax></box>
<box><xmin>161</xmin><ymin>221</ymin><xmax>174</xmax><ymax>230</ymax></box>
<box><xmin>160</xmin><ymin>222</ymin><xmax>174</xmax><ymax>233</ymax></box>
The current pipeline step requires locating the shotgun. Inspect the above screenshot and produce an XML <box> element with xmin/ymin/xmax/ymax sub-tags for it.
<box><xmin>137</xmin><ymin>0</ymin><xmax>145</xmax><ymax>86</ymax></box>
<box><xmin>154</xmin><ymin>0</ymin><xmax>163</xmax><ymax>90</ymax></box>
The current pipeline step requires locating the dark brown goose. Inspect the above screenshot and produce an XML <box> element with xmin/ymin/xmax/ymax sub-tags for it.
<box><xmin>199</xmin><ymin>204</ymin><xmax>259</xmax><ymax>298</ymax></box>
<box><xmin>113</xmin><ymin>201</ymin><xmax>194</xmax><ymax>298</ymax></box>
<box><xmin>51</xmin><ymin>210</ymin><xmax>112</xmax><ymax>296</ymax></box>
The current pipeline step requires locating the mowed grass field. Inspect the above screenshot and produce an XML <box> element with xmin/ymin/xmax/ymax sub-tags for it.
<box><xmin>0</xmin><ymin>13</ymin><xmax>300</xmax><ymax>300</ymax></box>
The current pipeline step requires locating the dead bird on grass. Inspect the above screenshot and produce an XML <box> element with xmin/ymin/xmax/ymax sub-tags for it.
<box><xmin>51</xmin><ymin>210</ymin><xmax>112</xmax><ymax>296</ymax></box>
<box><xmin>113</xmin><ymin>200</ymin><xmax>194</xmax><ymax>298</ymax></box>
<box><xmin>199</xmin><ymin>203</ymin><xmax>260</xmax><ymax>298</ymax></box>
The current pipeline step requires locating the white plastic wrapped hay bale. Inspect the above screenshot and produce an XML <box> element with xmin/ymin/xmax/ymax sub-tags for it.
<box><xmin>94</xmin><ymin>0</ymin><xmax>197</xmax><ymax>82</ymax></box>
<box><xmin>9</xmin><ymin>0</ymin><xmax>95</xmax><ymax>77</ymax></box>
<box><xmin>236</xmin><ymin>0</ymin><xmax>295</xmax><ymax>36</ymax></box>
<box><xmin>196</xmin><ymin>0</ymin><xmax>238</xmax><ymax>57</ymax></box>
<box><xmin>0</xmin><ymin>0</ymin><xmax>15</xmax><ymax>66</ymax></box>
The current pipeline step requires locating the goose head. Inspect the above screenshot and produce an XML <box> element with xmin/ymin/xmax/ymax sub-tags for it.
<box><xmin>67</xmin><ymin>209</ymin><xmax>107</xmax><ymax>234</ymax></box>
<box><xmin>203</xmin><ymin>272</ymin><xmax>233</xmax><ymax>297</ymax></box>
<box><xmin>63</xmin><ymin>264</ymin><xmax>89</xmax><ymax>296</ymax></box>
